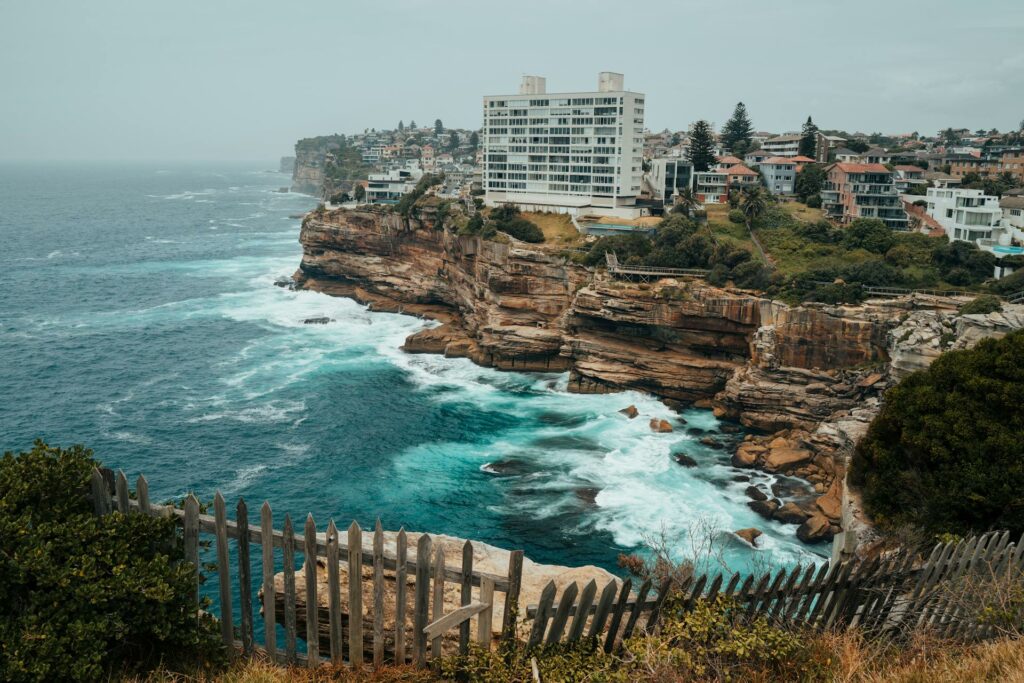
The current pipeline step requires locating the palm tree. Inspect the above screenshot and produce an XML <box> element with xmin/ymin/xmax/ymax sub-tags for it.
<box><xmin>740</xmin><ymin>186</ymin><xmax>769</xmax><ymax>228</ymax></box>
<box><xmin>672</xmin><ymin>188</ymin><xmax>699</xmax><ymax>216</ymax></box>
<box><xmin>727</xmin><ymin>189</ymin><xmax>740</xmax><ymax>209</ymax></box>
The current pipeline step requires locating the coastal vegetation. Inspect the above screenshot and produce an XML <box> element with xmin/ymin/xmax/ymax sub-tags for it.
<box><xmin>851</xmin><ymin>330</ymin><xmax>1024</xmax><ymax>536</ymax></box>
<box><xmin>0</xmin><ymin>442</ymin><xmax>222</xmax><ymax>682</ymax></box>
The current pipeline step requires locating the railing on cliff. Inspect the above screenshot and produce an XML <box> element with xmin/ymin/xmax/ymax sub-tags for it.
<box><xmin>605</xmin><ymin>251</ymin><xmax>711</xmax><ymax>283</ymax></box>
<box><xmin>90</xmin><ymin>467</ymin><xmax>1022</xmax><ymax>671</ymax></box>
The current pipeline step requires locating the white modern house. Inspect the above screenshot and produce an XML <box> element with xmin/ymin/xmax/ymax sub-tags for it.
<box><xmin>761</xmin><ymin>134</ymin><xmax>801</xmax><ymax>157</ymax></box>
<box><xmin>365</xmin><ymin>164</ymin><xmax>424</xmax><ymax>204</ymax></box>
<box><xmin>759</xmin><ymin>157</ymin><xmax>798</xmax><ymax>195</ymax></box>
<box><xmin>647</xmin><ymin>158</ymin><xmax>693</xmax><ymax>206</ymax></box>
<box><xmin>482</xmin><ymin>72</ymin><xmax>645</xmax><ymax>218</ymax></box>
<box><xmin>925</xmin><ymin>187</ymin><xmax>1022</xmax><ymax>276</ymax></box>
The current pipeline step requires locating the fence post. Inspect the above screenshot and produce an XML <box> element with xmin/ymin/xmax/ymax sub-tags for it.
<box><xmin>459</xmin><ymin>540</ymin><xmax>473</xmax><ymax>654</ymax></box>
<box><xmin>413</xmin><ymin>534</ymin><xmax>432</xmax><ymax>667</ymax></box>
<box><xmin>431</xmin><ymin>544</ymin><xmax>446</xmax><ymax>659</ymax></box>
<box><xmin>282</xmin><ymin>514</ymin><xmax>298</xmax><ymax>663</ymax></box>
<box><xmin>303</xmin><ymin>514</ymin><xmax>319</xmax><ymax>667</ymax></box>
<box><xmin>183</xmin><ymin>494</ymin><xmax>200</xmax><ymax>608</ymax></box>
<box><xmin>236</xmin><ymin>498</ymin><xmax>254</xmax><ymax>657</ymax></box>
<box><xmin>115</xmin><ymin>470</ymin><xmax>129</xmax><ymax>513</ymax></box>
<box><xmin>136</xmin><ymin>475</ymin><xmax>150</xmax><ymax>515</ymax></box>
<box><xmin>373</xmin><ymin>520</ymin><xmax>385</xmax><ymax>668</ymax></box>
<box><xmin>326</xmin><ymin>521</ymin><xmax>342</xmax><ymax>665</ymax></box>
<box><xmin>260</xmin><ymin>502</ymin><xmax>276</xmax><ymax>660</ymax></box>
<box><xmin>348</xmin><ymin>521</ymin><xmax>364</xmax><ymax>667</ymax></box>
<box><xmin>213</xmin><ymin>492</ymin><xmax>234</xmax><ymax>653</ymax></box>
<box><xmin>395</xmin><ymin>528</ymin><xmax>408</xmax><ymax>664</ymax></box>
<box><xmin>91</xmin><ymin>468</ymin><xmax>111</xmax><ymax>515</ymax></box>
<box><xmin>502</xmin><ymin>549</ymin><xmax>524</xmax><ymax>644</ymax></box>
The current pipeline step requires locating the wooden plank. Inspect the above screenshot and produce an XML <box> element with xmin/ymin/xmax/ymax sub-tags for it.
<box><xmin>260</xmin><ymin>502</ymin><xmax>276</xmax><ymax>660</ymax></box>
<box><xmin>91</xmin><ymin>468</ymin><xmax>111</xmax><ymax>515</ymax></box>
<box><xmin>567</xmin><ymin>579</ymin><xmax>598</xmax><ymax>642</ymax></box>
<box><xmin>770</xmin><ymin>565</ymin><xmax>804</xmax><ymax>622</ymax></box>
<box><xmin>423</xmin><ymin>602</ymin><xmax>488</xmax><ymax>640</ymax></box>
<box><xmin>804</xmin><ymin>562</ymin><xmax>841</xmax><ymax>627</ymax></box>
<box><xmin>527</xmin><ymin>581</ymin><xmax>557</xmax><ymax>650</ymax></box>
<box><xmin>136</xmin><ymin>475</ymin><xmax>150</xmax><ymax>515</ymax></box>
<box><xmin>819</xmin><ymin>560</ymin><xmax>858</xmax><ymax>630</ymax></box>
<box><xmin>502</xmin><ymin>550</ymin><xmax>524</xmax><ymax>644</ymax></box>
<box><xmin>683</xmin><ymin>574</ymin><xmax>708</xmax><ymax>613</ymax></box>
<box><xmin>743</xmin><ymin>573</ymin><xmax>771</xmax><ymax>621</ymax></box>
<box><xmin>622</xmin><ymin>578</ymin><xmax>653</xmax><ymax>640</ymax></box>
<box><xmin>477</xmin><ymin>577</ymin><xmax>495</xmax><ymax>648</ymax></box>
<box><xmin>603</xmin><ymin>578</ymin><xmax>632</xmax><ymax>653</ymax></box>
<box><xmin>413</xmin><ymin>534</ymin><xmax>431</xmax><ymax>667</ymax></box>
<box><xmin>303</xmin><ymin>514</ymin><xmax>319</xmax><ymax>667</ymax></box>
<box><xmin>183</xmin><ymin>494</ymin><xmax>200</xmax><ymax>607</ymax></box>
<box><xmin>373</xmin><ymin>520</ymin><xmax>385</xmax><ymax>668</ymax></box>
<box><xmin>645</xmin><ymin>577</ymin><xmax>675</xmax><ymax>635</ymax></box>
<box><xmin>588</xmin><ymin>581</ymin><xmax>621</xmax><ymax>640</ymax></box>
<box><xmin>349</xmin><ymin>521</ymin><xmax>364</xmax><ymax>667</ymax></box>
<box><xmin>236</xmin><ymin>498</ymin><xmax>254</xmax><ymax>656</ymax></box>
<box><xmin>459</xmin><ymin>541</ymin><xmax>473</xmax><ymax>655</ymax></box>
<box><xmin>326</xmin><ymin>521</ymin><xmax>342</xmax><ymax>665</ymax></box>
<box><xmin>282</xmin><ymin>515</ymin><xmax>298</xmax><ymax>664</ymax></box>
<box><xmin>703</xmin><ymin>574</ymin><xmax>723</xmax><ymax>605</ymax></box>
<box><xmin>431</xmin><ymin>543</ymin><xmax>445</xmax><ymax>659</ymax></box>
<box><xmin>213</xmin><ymin>492</ymin><xmax>234</xmax><ymax>651</ymax></box>
<box><xmin>784</xmin><ymin>564</ymin><xmax>818</xmax><ymax>624</ymax></box>
<box><xmin>545</xmin><ymin>582</ymin><xmax>579</xmax><ymax>645</ymax></box>
<box><xmin>115</xmin><ymin>470</ymin><xmax>130</xmax><ymax>514</ymax></box>
<box><xmin>395</xmin><ymin>529</ymin><xmax>408</xmax><ymax>664</ymax></box>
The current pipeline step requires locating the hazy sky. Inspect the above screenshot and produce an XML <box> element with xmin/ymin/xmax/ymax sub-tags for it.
<box><xmin>2</xmin><ymin>0</ymin><xmax>1023</xmax><ymax>161</ymax></box>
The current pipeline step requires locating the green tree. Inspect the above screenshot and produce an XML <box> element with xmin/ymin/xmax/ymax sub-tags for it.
<box><xmin>795</xmin><ymin>163</ymin><xmax>826</xmax><ymax>202</ymax></box>
<box><xmin>398</xmin><ymin>120</ymin><xmax>404</xmax><ymax>132</ymax></box>
<box><xmin>843</xmin><ymin>218</ymin><xmax>895</xmax><ymax>254</ymax></box>
<box><xmin>850</xmin><ymin>331</ymin><xmax>1024</xmax><ymax>535</ymax></box>
<box><xmin>847</xmin><ymin>139</ymin><xmax>870</xmax><ymax>153</ymax></box>
<box><xmin>0</xmin><ymin>442</ymin><xmax>223</xmax><ymax>681</ymax></box>
<box><xmin>686</xmin><ymin>120</ymin><xmax>717</xmax><ymax>172</ymax></box>
<box><xmin>410</xmin><ymin>119</ymin><xmax>417</xmax><ymax>129</ymax></box>
<box><xmin>798</xmin><ymin>116</ymin><xmax>818</xmax><ymax>157</ymax></box>
<box><xmin>740</xmin><ymin>185</ymin><xmax>770</xmax><ymax>229</ymax></box>
<box><xmin>434</xmin><ymin>119</ymin><xmax>444</xmax><ymax>135</ymax></box>
<box><xmin>672</xmin><ymin>188</ymin><xmax>699</xmax><ymax>216</ymax></box>
<box><xmin>941</xmin><ymin>127</ymin><xmax>962</xmax><ymax>147</ymax></box>
<box><xmin>469</xmin><ymin>131</ymin><xmax>479</xmax><ymax>150</ymax></box>
<box><xmin>721</xmin><ymin>102</ymin><xmax>754</xmax><ymax>152</ymax></box>
<box><xmin>448</xmin><ymin>130</ymin><xmax>460</xmax><ymax>151</ymax></box>
<box><xmin>354</xmin><ymin>184</ymin><xmax>366</xmax><ymax>201</ymax></box>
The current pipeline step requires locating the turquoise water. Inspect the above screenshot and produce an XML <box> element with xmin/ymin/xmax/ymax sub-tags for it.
<box><xmin>0</xmin><ymin>163</ymin><xmax>824</xmax><ymax>606</ymax></box>
<box><xmin>993</xmin><ymin>245</ymin><xmax>1024</xmax><ymax>255</ymax></box>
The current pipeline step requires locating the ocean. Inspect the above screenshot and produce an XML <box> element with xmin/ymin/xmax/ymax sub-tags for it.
<box><xmin>0</xmin><ymin>161</ymin><xmax>826</xmax><ymax>583</ymax></box>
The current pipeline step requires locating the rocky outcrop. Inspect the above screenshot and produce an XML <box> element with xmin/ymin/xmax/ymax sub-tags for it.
<box><xmin>292</xmin><ymin>148</ymin><xmax>327</xmax><ymax>196</ymax></box>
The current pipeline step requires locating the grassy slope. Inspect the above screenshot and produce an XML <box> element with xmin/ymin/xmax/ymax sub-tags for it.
<box><xmin>520</xmin><ymin>211</ymin><xmax>586</xmax><ymax>248</ymax></box>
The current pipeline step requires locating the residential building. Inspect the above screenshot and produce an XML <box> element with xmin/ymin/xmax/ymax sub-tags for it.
<box><xmin>744</xmin><ymin>149</ymin><xmax>773</xmax><ymax>166</ymax></box>
<box><xmin>761</xmin><ymin>134</ymin><xmax>801</xmax><ymax>157</ymax></box>
<box><xmin>923</xmin><ymin>171</ymin><xmax>961</xmax><ymax>188</ymax></box>
<box><xmin>924</xmin><ymin>187</ymin><xmax>1002</xmax><ymax>243</ymax></box>
<box><xmin>893</xmin><ymin>165</ymin><xmax>927</xmax><ymax>192</ymax></box>
<box><xmin>482</xmin><ymin>72</ymin><xmax>645</xmax><ymax>217</ymax></box>
<box><xmin>715</xmin><ymin>155</ymin><xmax>744</xmax><ymax>169</ymax></box>
<box><xmin>815</xmin><ymin>133</ymin><xmax>846</xmax><ymax>163</ymax></box>
<box><xmin>862</xmin><ymin>148</ymin><xmax>891</xmax><ymax>165</ymax></box>
<box><xmin>834</xmin><ymin>148</ymin><xmax>861</xmax><ymax>163</ymax></box>
<box><xmin>1002</xmin><ymin>195</ymin><xmax>1024</xmax><ymax>233</ymax></box>
<box><xmin>693</xmin><ymin>170</ymin><xmax>727</xmax><ymax>204</ymax></box>
<box><xmin>722</xmin><ymin>164</ymin><xmax>760</xmax><ymax>191</ymax></box>
<box><xmin>994</xmin><ymin>148</ymin><xmax>1024</xmax><ymax>184</ymax></box>
<box><xmin>790</xmin><ymin>155</ymin><xmax>816</xmax><ymax>172</ymax></box>
<box><xmin>760</xmin><ymin>157</ymin><xmax>798</xmax><ymax>195</ymax></box>
<box><xmin>364</xmin><ymin>165</ymin><xmax>424</xmax><ymax>204</ymax></box>
<box><xmin>647</xmin><ymin>158</ymin><xmax>693</xmax><ymax>206</ymax></box>
<box><xmin>947</xmin><ymin>154</ymin><xmax>985</xmax><ymax>179</ymax></box>
<box><xmin>821</xmin><ymin>163</ymin><xmax>908</xmax><ymax>229</ymax></box>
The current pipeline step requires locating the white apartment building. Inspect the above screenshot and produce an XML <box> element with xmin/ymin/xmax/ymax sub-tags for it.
<box><xmin>761</xmin><ymin>134</ymin><xmax>801</xmax><ymax>157</ymax></box>
<box><xmin>482</xmin><ymin>72</ymin><xmax>645</xmax><ymax>218</ymax></box>
<box><xmin>759</xmin><ymin>157</ymin><xmax>798</xmax><ymax>195</ymax></box>
<box><xmin>925</xmin><ymin>187</ymin><xmax>1003</xmax><ymax>243</ymax></box>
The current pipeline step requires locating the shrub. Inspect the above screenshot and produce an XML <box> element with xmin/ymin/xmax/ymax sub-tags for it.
<box><xmin>584</xmin><ymin>234</ymin><xmax>652</xmax><ymax>267</ymax></box>
<box><xmin>991</xmin><ymin>268</ymin><xmax>1024</xmax><ymax>295</ymax></box>
<box><xmin>850</xmin><ymin>331</ymin><xmax>1024</xmax><ymax>536</ymax></box>
<box><xmin>728</xmin><ymin>209</ymin><xmax>745</xmax><ymax>224</ymax></box>
<box><xmin>707</xmin><ymin>263</ymin><xmax>730</xmax><ymax>287</ymax></box>
<box><xmin>805</xmin><ymin>194</ymin><xmax>822</xmax><ymax>208</ymax></box>
<box><xmin>0</xmin><ymin>442</ymin><xmax>223</xmax><ymax>681</ymax></box>
<box><xmin>730</xmin><ymin>261</ymin><xmax>771</xmax><ymax>290</ymax></box>
<box><xmin>811</xmin><ymin>282</ymin><xmax>866</xmax><ymax>304</ymax></box>
<box><xmin>489</xmin><ymin>205</ymin><xmax>544</xmax><ymax>243</ymax></box>
<box><xmin>844</xmin><ymin>218</ymin><xmax>896</xmax><ymax>254</ymax></box>
<box><xmin>885</xmin><ymin>244</ymin><xmax>915</xmax><ymax>268</ymax></box>
<box><xmin>959</xmin><ymin>295</ymin><xmax>1003</xmax><ymax>316</ymax></box>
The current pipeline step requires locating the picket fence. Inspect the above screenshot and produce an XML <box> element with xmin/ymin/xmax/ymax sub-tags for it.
<box><xmin>90</xmin><ymin>468</ymin><xmax>1022</xmax><ymax>670</ymax></box>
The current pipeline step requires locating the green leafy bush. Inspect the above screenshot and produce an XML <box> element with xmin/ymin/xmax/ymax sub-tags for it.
<box><xmin>959</xmin><ymin>295</ymin><xmax>1003</xmax><ymax>316</ymax></box>
<box><xmin>805</xmin><ymin>194</ymin><xmax>822</xmax><ymax>208</ymax></box>
<box><xmin>728</xmin><ymin>209</ymin><xmax>745</xmax><ymax>224</ymax></box>
<box><xmin>850</xmin><ymin>331</ymin><xmax>1024</xmax><ymax>536</ymax></box>
<box><xmin>0</xmin><ymin>442</ymin><xmax>222</xmax><ymax>682</ymax></box>
<box><xmin>843</xmin><ymin>219</ymin><xmax>896</xmax><ymax>254</ymax></box>
<box><xmin>490</xmin><ymin>205</ymin><xmax>544</xmax><ymax>243</ymax></box>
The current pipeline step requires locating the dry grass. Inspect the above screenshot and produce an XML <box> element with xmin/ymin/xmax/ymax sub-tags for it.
<box><xmin>780</xmin><ymin>201</ymin><xmax>826</xmax><ymax>223</ymax></box>
<box><xmin>134</xmin><ymin>657</ymin><xmax>441</xmax><ymax>683</ymax></box>
<box><xmin>520</xmin><ymin>211</ymin><xmax>585</xmax><ymax>247</ymax></box>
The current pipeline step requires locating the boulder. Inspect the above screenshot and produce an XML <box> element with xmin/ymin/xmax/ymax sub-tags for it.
<box><xmin>674</xmin><ymin>453</ymin><xmax>698</xmax><ymax>468</ymax></box>
<box><xmin>773</xmin><ymin>501</ymin><xmax>810</xmax><ymax>525</ymax></box>
<box><xmin>303</xmin><ymin>316</ymin><xmax>332</xmax><ymax>324</ymax></box>
<box><xmin>700</xmin><ymin>436</ymin><xmax>724</xmax><ymax>449</ymax></box>
<box><xmin>797</xmin><ymin>514</ymin><xmax>834</xmax><ymax>543</ymax></box>
<box><xmin>815</xmin><ymin>479</ymin><xmax>842</xmax><ymax>521</ymax></box>
<box><xmin>763</xmin><ymin>447</ymin><xmax>812</xmax><ymax>473</ymax></box>
<box><xmin>731</xmin><ymin>442</ymin><xmax>763</xmax><ymax>468</ymax></box>
<box><xmin>734</xmin><ymin>528</ymin><xmax>762</xmax><ymax>546</ymax></box>
<box><xmin>745</xmin><ymin>485</ymin><xmax>768</xmax><ymax>502</ymax></box>
<box><xmin>650</xmin><ymin>418</ymin><xmax>673</xmax><ymax>433</ymax></box>
<box><xmin>619</xmin><ymin>405</ymin><xmax>639</xmax><ymax>419</ymax></box>
<box><xmin>748</xmin><ymin>499</ymin><xmax>780</xmax><ymax>520</ymax></box>
<box><xmin>719</xmin><ymin>423</ymin><xmax>743</xmax><ymax>434</ymax></box>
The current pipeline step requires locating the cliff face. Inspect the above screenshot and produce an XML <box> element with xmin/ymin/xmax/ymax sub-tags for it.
<box><xmin>291</xmin><ymin>148</ymin><xmax>326</xmax><ymax>196</ymax></box>
<box><xmin>295</xmin><ymin>207</ymin><xmax>900</xmax><ymax>426</ymax></box>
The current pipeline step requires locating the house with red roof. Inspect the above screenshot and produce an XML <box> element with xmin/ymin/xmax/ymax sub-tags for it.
<box><xmin>723</xmin><ymin>164</ymin><xmax>760</xmax><ymax>190</ymax></box>
<box><xmin>822</xmin><ymin>163</ymin><xmax>908</xmax><ymax>229</ymax></box>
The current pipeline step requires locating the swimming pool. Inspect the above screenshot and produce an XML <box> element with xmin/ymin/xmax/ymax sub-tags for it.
<box><xmin>992</xmin><ymin>245</ymin><xmax>1024</xmax><ymax>255</ymax></box>
<box><xmin>581</xmin><ymin>224</ymin><xmax>655</xmax><ymax>236</ymax></box>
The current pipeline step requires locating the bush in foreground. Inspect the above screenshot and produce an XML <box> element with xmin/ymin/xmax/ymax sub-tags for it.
<box><xmin>850</xmin><ymin>331</ymin><xmax>1024</xmax><ymax>536</ymax></box>
<box><xmin>0</xmin><ymin>441</ymin><xmax>222</xmax><ymax>682</ymax></box>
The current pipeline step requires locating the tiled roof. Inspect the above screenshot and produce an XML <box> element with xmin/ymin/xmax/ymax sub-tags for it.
<box><xmin>830</xmin><ymin>163</ymin><xmax>892</xmax><ymax>174</ymax></box>
<box><xmin>717</xmin><ymin>155</ymin><xmax>743</xmax><ymax>165</ymax></box>
<box><xmin>1001</xmin><ymin>196</ymin><xmax>1024</xmax><ymax>210</ymax></box>
<box><xmin>766</xmin><ymin>134</ymin><xmax>802</xmax><ymax>143</ymax></box>
<box><xmin>724</xmin><ymin>164</ymin><xmax>758</xmax><ymax>176</ymax></box>
<box><xmin>761</xmin><ymin>157</ymin><xmax>797</xmax><ymax>165</ymax></box>
<box><xmin>790</xmin><ymin>155</ymin><xmax>816</xmax><ymax>163</ymax></box>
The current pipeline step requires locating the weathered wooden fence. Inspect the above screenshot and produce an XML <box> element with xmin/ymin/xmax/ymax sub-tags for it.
<box><xmin>90</xmin><ymin>467</ymin><xmax>1022</xmax><ymax>672</ymax></box>
<box><xmin>525</xmin><ymin>529</ymin><xmax>1024</xmax><ymax>647</ymax></box>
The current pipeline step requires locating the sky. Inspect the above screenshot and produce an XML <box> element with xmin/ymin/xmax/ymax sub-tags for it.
<box><xmin>1</xmin><ymin>0</ymin><xmax>1023</xmax><ymax>162</ymax></box>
